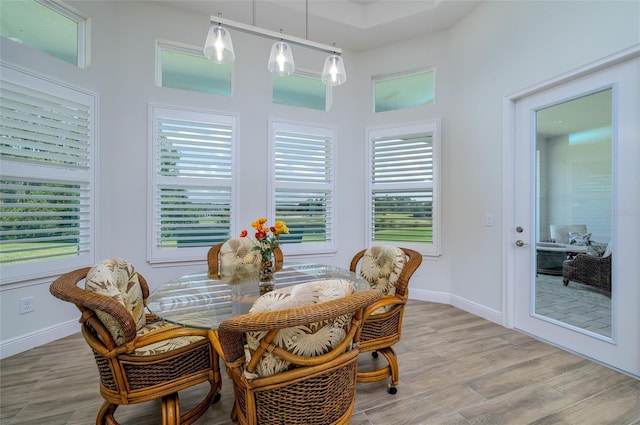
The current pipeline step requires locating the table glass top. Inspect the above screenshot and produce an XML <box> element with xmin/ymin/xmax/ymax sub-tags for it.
<box><xmin>147</xmin><ymin>263</ymin><xmax>370</xmax><ymax>330</ymax></box>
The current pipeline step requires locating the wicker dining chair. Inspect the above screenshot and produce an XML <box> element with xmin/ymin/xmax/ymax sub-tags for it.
<box><xmin>349</xmin><ymin>246</ymin><xmax>423</xmax><ymax>394</ymax></box>
<box><xmin>207</xmin><ymin>238</ymin><xmax>283</xmax><ymax>278</ymax></box>
<box><xmin>49</xmin><ymin>258</ymin><xmax>221</xmax><ymax>425</ymax></box>
<box><xmin>217</xmin><ymin>280</ymin><xmax>381</xmax><ymax>425</ymax></box>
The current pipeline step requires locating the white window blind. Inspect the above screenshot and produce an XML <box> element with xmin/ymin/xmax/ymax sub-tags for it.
<box><xmin>270</xmin><ymin>122</ymin><xmax>335</xmax><ymax>253</ymax></box>
<box><xmin>367</xmin><ymin>121</ymin><xmax>440</xmax><ymax>255</ymax></box>
<box><xmin>149</xmin><ymin>105</ymin><xmax>235</xmax><ymax>263</ymax></box>
<box><xmin>0</xmin><ymin>65</ymin><xmax>96</xmax><ymax>283</ymax></box>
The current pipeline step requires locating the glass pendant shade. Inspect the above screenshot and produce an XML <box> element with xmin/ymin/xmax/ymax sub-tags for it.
<box><xmin>267</xmin><ymin>41</ymin><xmax>295</xmax><ymax>76</ymax></box>
<box><xmin>204</xmin><ymin>25</ymin><xmax>235</xmax><ymax>64</ymax></box>
<box><xmin>321</xmin><ymin>54</ymin><xmax>347</xmax><ymax>86</ymax></box>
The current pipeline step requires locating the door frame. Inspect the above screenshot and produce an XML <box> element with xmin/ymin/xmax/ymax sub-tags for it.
<box><xmin>502</xmin><ymin>45</ymin><xmax>639</xmax><ymax>372</ymax></box>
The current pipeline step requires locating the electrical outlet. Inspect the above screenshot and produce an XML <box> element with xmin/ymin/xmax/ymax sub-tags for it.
<box><xmin>485</xmin><ymin>213</ymin><xmax>495</xmax><ymax>227</ymax></box>
<box><xmin>19</xmin><ymin>297</ymin><xmax>34</xmax><ymax>314</ymax></box>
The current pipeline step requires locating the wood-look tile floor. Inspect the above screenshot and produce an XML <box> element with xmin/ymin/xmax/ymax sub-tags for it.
<box><xmin>1</xmin><ymin>300</ymin><xmax>638</xmax><ymax>425</ymax></box>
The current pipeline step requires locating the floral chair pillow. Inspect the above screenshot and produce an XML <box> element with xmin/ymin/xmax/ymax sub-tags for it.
<box><xmin>244</xmin><ymin>279</ymin><xmax>355</xmax><ymax>378</ymax></box>
<box><xmin>85</xmin><ymin>258</ymin><xmax>146</xmax><ymax>345</ymax></box>
<box><xmin>85</xmin><ymin>258</ymin><xmax>203</xmax><ymax>354</ymax></box>
<box><xmin>220</xmin><ymin>238</ymin><xmax>260</xmax><ymax>269</ymax></box>
<box><xmin>359</xmin><ymin>246</ymin><xmax>407</xmax><ymax>314</ymax></box>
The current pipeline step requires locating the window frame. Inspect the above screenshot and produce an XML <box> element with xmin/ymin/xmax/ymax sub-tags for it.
<box><xmin>0</xmin><ymin>62</ymin><xmax>97</xmax><ymax>284</ymax></box>
<box><xmin>155</xmin><ymin>39</ymin><xmax>233</xmax><ymax>96</ymax></box>
<box><xmin>272</xmin><ymin>68</ymin><xmax>331</xmax><ymax>111</ymax></box>
<box><xmin>147</xmin><ymin>103</ymin><xmax>237</xmax><ymax>264</ymax></box>
<box><xmin>372</xmin><ymin>67</ymin><xmax>436</xmax><ymax>113</ymax></box>
<box><xmin>268</xmin><ymin>119</ymin><xmax>336</xmax><ymax>256</ymax></box>
<box><xmin>1</xmin><ymin>0</ymin><xmax>90</xmax><ymax>68</ymax></box>
<box><xmin>365</xmin><ymin>120</ymin><xmax>441</xmax><ymax>256</ymax></box>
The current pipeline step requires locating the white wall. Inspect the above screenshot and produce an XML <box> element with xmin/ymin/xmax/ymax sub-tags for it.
<box><xmin>1</xmin><ymin>0</ymin><xmax>638</xmax><ymax>358</ymax></box>
<box><xmin>545</xmin><ymin>135</ymin><xmax>613</xmax><ymax>243</ymax></box>
<box><xmin>358</xmin><ymin>0</ymin><xmax>638</xmax><ymax>318</ymax></box>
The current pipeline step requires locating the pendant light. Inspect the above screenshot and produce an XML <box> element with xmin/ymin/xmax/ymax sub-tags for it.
<box><xmin>205</xmin><ymin>1</ymin><xmax>346</xmax><ymax>86</ymax></box>
<box><xmin>267</xmin><ymin>36</ymin><xmax>295</xmax><ymax>76</ymax></box>
<box><xmin>203</xmin><ymin>19</ymin><xmax>235</xmax><ymax>64</ymax></box>
<box><xmin>321</xmin><ymin>53</ymin><xmax>346</xmax><ymax>86</ymax></box>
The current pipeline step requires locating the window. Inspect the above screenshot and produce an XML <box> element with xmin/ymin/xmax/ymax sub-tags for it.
<box><xmin>373</xmin><ymin>68</ymin><xmax>435</xmax><ymax>113</ymax></box>
<box><xmin>270</xmin><ymin>120</ymin><xmax>335</xmax><ymax>255</ymax></box>
<box><xmin>272</xmin><ymin>70</ymin><xmax>329</xmax><ymax>111</ymax></box>
<box><xmin>0</xmin><ymin>0</ymin><xmax>89</xmax><ymax>67</ymax></box>
<box><xmin>149</xmin><ymin>105</ymin><xmax>236</xmax><ymax>263</ymax></box>
<box><xmin>366</xmin><ymin>121</ymin><xmax>440</xmax><ymax>255</ymax></box>
<box><xmin>0</xmin><ymin>63</ymin><xmax>97</xmax><ymax>283</ymax></box>
<box><xmin>157</xmin><ymin>40</ymin><xmax>232</xmax><ymax>96</ymax></box>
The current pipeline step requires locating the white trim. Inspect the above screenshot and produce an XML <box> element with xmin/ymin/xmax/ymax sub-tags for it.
<box><xmin>409</xmin><ymin>290</ymin><xmax>503</xmax><ymax>325</ymax></box>
<box><xmin>0</xmin><ymin>320</ymin><xmax>79</xmax><ymax>360</ymax></box>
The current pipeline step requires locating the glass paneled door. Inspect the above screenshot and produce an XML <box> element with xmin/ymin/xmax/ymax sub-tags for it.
<box><xmin>510</xmin><ymin>54</ymin><xmax>639</xmax><ymax>378</ymax></box>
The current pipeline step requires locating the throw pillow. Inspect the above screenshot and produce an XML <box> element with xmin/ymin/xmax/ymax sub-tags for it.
<box><xmin>587</xmin><ymin>242</ymin><xmax>607</xmax><ymax>257</ymax></box>
<box><xmin>360</xmin><ymin>246</ymin><xmax>406</xmax><ymax>314</ymax></box>
<box><xmin>568</xmin><ymin>232</ymin><xmax>591</xmax><ymax>246</ymax></box>
<box><xmin>85</xmin><ymin>258</ymin><xmax>145</xmax><ymax>345</ymax></box>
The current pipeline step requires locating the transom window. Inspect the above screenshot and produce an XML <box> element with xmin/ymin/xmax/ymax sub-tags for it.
<box><xmin>0</xmin><ymin>0</ymin><xmax>88</xmax><ymax>67</ymax></box>
<box><xmin>272</xmin><ymin>70</ymin><xmax>329</xmax><ymax>111</ymax></box>
<box><xmin>373</xmin><ymin>68</ymin><xmax>435</xmax><ymax>113</ymax></box>
<box><xmin>157</xmin><ymin>40</ymin><xmax>232</xmax><ymax>96</ymax></box>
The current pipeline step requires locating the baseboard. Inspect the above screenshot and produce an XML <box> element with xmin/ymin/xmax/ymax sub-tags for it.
<box><xmin>410</xmin><ymin>288</ymin><xmax>451</xmax><ymax>305</ymax></box>
<box><xmin>410</xmin><ymin>289</ymin><xmax>503</xmax><ymax>325</ymax></box>
<box><xmin>0</xmin><ymin>320</ymin><xmax>79</xmax><ymax>360</ymax></box>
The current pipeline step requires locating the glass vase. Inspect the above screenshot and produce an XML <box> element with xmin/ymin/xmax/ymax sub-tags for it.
<box><xmin>258</xmin><ymin>257</ymin><xmax>274</xmax><ymax>294</ymax></box>
<box><xmin>259</xmin><ymin>257</ymin><xmax>274</xmax><ymax>283</ymax></box>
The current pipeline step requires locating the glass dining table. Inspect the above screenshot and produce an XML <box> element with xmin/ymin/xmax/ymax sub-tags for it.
<box><xmin>147</xmin><ymin>262</ymin><xmax>370</xmax><ymax>358</ymax></box>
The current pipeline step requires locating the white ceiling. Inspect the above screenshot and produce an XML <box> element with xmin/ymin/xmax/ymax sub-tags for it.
<box><xmin>159</xmin><ymin>0</ymin><xmax>484</xmax><ymax>51</ymax></box>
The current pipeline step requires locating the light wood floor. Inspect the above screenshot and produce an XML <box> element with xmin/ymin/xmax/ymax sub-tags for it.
<box><xmin>1</xmin><ymin>300</ymin><xmax>638</xmax><ymax>425</ymax></box>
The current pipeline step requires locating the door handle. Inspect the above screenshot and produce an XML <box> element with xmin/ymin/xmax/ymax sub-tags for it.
<box><xmin>515</xmin><ymin>240</ymin><xmax>529</xmax><ymax>247</ymax></box>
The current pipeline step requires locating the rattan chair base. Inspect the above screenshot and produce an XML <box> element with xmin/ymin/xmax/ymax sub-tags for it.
<box><xmin>356</xmin><ymin>347</ymin><xmax>398</xmax><ymax>392</ymax></box>
<box><xmin>350</xmin><ymin>247</ymin><xmax>423</xmax><ymax>396</ymax></box>
<box><xmin>96</xmin><ymin>388</ymin><xmax>220</xmax><ymax>425</ymax></box>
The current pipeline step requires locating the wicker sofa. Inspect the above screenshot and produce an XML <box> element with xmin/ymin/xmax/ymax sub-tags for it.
<box><xmin>562</xmin><ymin>242</ymin><xmax>612</xmax><ymax>295</ymax></box>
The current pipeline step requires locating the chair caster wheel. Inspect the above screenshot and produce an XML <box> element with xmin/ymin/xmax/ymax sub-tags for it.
<box><xmin>388</xmin><ymin>385</ymin><xmax>397</xmax><ymax>395</ymax></box>
<box><xmin>372</xmin><ymin>351</ymin><xmax>379</xmax><ymax>359</ymax></box>
<box><xmin>213</xmin><ymin>393</ymin><xmax>221</xmax><ymax>403</ymax></box>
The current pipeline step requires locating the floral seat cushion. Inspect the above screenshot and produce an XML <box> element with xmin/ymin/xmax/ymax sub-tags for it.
<box><xmin>133</xmin><ymin>320</ymin><xmax>203</xmax><ymax>356</ymax></box>
<box><xmin>85</xmin><ymin>258</ymin><xmax>203</xmax><ymax>355</ymax></box>
<box><xmin>360</xmin><ymin>246</ymin><xmax>407</xmax><ymax>314</ymax></box>
<box><xmin>245</xmin><ymin>279</ymin><xmax>355</xmax><ymax>378</ymax></box>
